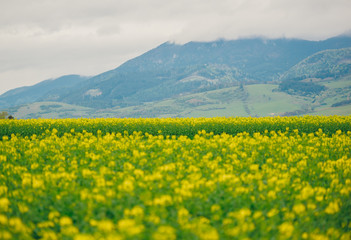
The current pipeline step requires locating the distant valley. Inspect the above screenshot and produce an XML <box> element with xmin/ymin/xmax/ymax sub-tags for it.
<box><xmin>1</xmin><ymin>35</ymin><xmax>351</xmax><ymax>118</ymax></box>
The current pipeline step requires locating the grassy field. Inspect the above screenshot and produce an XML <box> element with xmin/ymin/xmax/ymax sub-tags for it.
<box><xmin>99</xmin><ymin>84</ymin><xmax>312</xmax><ymax>118</ymax></box>
<box><xmin>311</xmin><ymin>105</ymin><xmax>351</xmax><ymax>116</ymax></box>
<box><xmin>8</xmin><ymin>102</ymin><xmax>93</xmax><ymax>119</ymax></box>
<box><xmin>321</xmin><ymin>75</ymin><xmax>351</xmax><ymax>89</ymax></box>
<box><xmin>5</xmin><ymin>76</ymin><xmax>351</xmax><ymax>119</ymax></box>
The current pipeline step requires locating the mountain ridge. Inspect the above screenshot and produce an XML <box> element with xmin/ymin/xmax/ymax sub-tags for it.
<box><xmin>1</xmin><ymin>35</ymin><xmax>351</xmax><ymax>117</ymax></box>
<box><xmin>54</xmin><ymin>36</ymin><xmax>351</xmax><ymax>108</ymax></box>
<box><xmin>0</xmin><ymin>75</ymin><xmax>89</xmax><ymax>109</ymax></box>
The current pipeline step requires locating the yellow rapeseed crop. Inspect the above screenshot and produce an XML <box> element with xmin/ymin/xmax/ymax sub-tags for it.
<box><xmin>0</xmin><ymin>116</ymin><xmax>350</xmax><ymax>138</ymax></box>
<box><xmin>0</xmin><ymin>116</ymin><xmax>350</xmax><ymax>239</ymax></box>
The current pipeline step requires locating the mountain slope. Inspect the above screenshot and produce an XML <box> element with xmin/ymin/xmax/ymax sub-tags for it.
<box><xmin>1</xmin><ymin>35</ymin><xmax>351</xmax><ymax>112</ymax></box>
<box><xmin>0</xmin><ymin>75</ymin><xmax>89</xmax><ymax>109</ymax></box>
<box><xmin>9</xmin><ymin>75</ymin><xmax>351</xmax><ymax>119</ymax></box>
<box><xmin>280</xmin><ymin>47</ymin><xmax>351</xmax><ymax>81</ymax></box>
<box><xmin>57</xmin><ymin>36</ymin><xmax>351</xmax><ymax>108</ymax></box>
<box><xmin>279</xmin><ymin>48</ymin><xmax>351</xmax><ymax>95</ymax></box>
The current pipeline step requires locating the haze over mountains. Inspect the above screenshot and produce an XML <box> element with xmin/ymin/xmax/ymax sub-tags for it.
<box><xmin>1</xmin><ymin>35</ymin><xmax>351</xmax><ymax>118</ymax></box>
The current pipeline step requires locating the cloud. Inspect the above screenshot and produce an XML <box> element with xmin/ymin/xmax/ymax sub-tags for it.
<box><xmin>0</xmin><ymin>0</ymin><xmax>350</xmax><ymax>95</ymax></box>
<box><xmin>170</xmin><ymin>0</ymin><xmax>351</xmax><ymax>42</ymax></box>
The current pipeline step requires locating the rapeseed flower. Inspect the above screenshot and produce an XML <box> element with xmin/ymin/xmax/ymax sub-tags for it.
<box><xmin>59</xmin><ymin>216</ymin><xmax>73</xmax><ymax>226</ymax></box>
<box><xmin>152</xmin><ymin>226</ymin><xmax>177</xmax><ymax>240</ymax></box>
<box><xmin>278</xmin><ymin>222</ymin><xmax>294</xmax><ymax>239</ymax></box>
<box><xmin>117</xmin><ymin>219</ymin><xmax>144</xmax><ymax>236</ymax></box>
<box><xmin>0</xmin><ymin>198</ymin><xmax>9</xmax><ymax>212</ymax></box>
<box><xmin>293</xmin><ymin>203</ymin><xmax>306</xmax><ymax>215</ymax></box>
<box><xmin>325</xmin><ymin>200</ymin><xmax>340</xmax><ymax>214</ymax></box>
<box><xmin>0</xmin><ymin>116</ymin><xmax>350</xmax><ymax>239</ymax></box>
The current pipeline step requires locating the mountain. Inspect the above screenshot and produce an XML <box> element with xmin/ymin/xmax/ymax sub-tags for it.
<box><xmin>56</xmin><ymin>36</ymin><xmax>351</xmax><ymax>108</ymax></box>
<box><xmin>1</xmin><ymin>35</ymin><xmax>351</xmax><ymax>118</ymax></box>
<box><xmin>280</xmin><ymin>47</ymin><xmax>351</xmax><ymax>81</ymax></box>
<box><xmin>279</xmin><ymin>48</ymin><xmax>351</xmax><ymax>95</ymax></box>
<box><xmin>0</xmin><ymin>75</ymin><xmax>89</xmax><ymax>109</ymax></box>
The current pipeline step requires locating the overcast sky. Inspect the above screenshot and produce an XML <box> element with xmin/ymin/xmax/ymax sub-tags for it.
<box><xmin>0</xmin><ymin>0</ymin><xmax>350</xmax><ymax>95</ymax></box>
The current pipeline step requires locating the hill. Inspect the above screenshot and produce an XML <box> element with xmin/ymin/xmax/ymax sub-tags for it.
<box><xmin>280</xmin><ymin>48</ymin><xmax>351</xmax><ymax>81</ymax></box>
<box><xmin>1</xmin><ymin>35</ymin><xmax>351</xmax><ymax>118</ymax></box>
<box><xmin>57</xmin><ymin>36</ymin><xmax>351</xmax><ymax>108</ymax></box>
<box><xmin>0</xmin><ymin>75</ymin><xmax>89</xmax><ymax>109</ymax></box>
<box><xmin>8</xmin><ymin>73</ymin><xmax>351</xmax><ymax>119</ymax></box>
<box><xmin>278</xmin><ymin>48</ymin><xmax>351</xmax><ymax>96</ymax></box>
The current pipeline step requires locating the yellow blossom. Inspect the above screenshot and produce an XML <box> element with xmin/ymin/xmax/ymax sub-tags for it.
<box><xmin>0</xmin><ymin>231</ymin><xmax>12</xmax><ymax>240</ymax></box>
<box><xmin>0</xmin><ymin>198</ymin><xmax>10</xmax><ymax>212</ymax></box>
<box><xmin>267</xmin><ymin>208</ymin><xmax>279</xmax><ymax>218</ymax></box>
<box><xmin>60</xmin><ymin>216</ymin><xmax>73</xmax><ymax>226</ymax></box>
<box><xmin>146</xmin><ymin>214</ymin><xmax>161</xmax><ymax>224</ymax></box>
<box><xmin>48</xmin><ymin>211</ymin><xmax>60</xmax><ymax>221</ymax></box>
<box><xmin>211</xmin><ymin>204</ymin><xmax>221</xmax><ymax>213</ymax></box>
<box><xmin>117</xmin><ymin>219</ymin><xmax>144</xmax><ymax>236</ymax></box>
<box><xmin>96</xmin><ymin>220</ymin><xmax>114</xmax><ymax>232</ymax></box>
<box><xmin>74</xmin><ymin>234</ymin><xmax>95</xmax><ymax>240</ymax></box>
<box><xmin>152</xmin><ymin>226</ymin><xmax>177</xmax><ymax>240</ymax></box>
<box><xmin>325</xmin><ymin>201</ymin><xmax>340</xmax><ymax>214</ymax></box>
<box><xmin>293</xmin><ymin>203</ymin><xmax>306</xmax><ymax>215</ymax></box>
<box><xmin>299</xmin><ymin>185</ymin><xmax>314</xmax><ymax>200</ymax></box>
<box><xmin>0</xmin><ymin>214</ymin><xmax>8</xmax><ymax>225</ymax></box>
<box><xmin>279</xmin><ymin>222</ymin><xmax>294</xmax><ymax>238</ymax></box>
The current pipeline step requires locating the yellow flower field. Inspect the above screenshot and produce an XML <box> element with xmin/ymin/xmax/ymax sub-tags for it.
<box><xmin>0</xmin><ymin>116</ymin><xmax>350</xmax><ymax>239</ymax></box>
<box><xmin>0</xmin><ymin>116</ymin><xmax>350</xmax><ymax>138</ymax></box>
